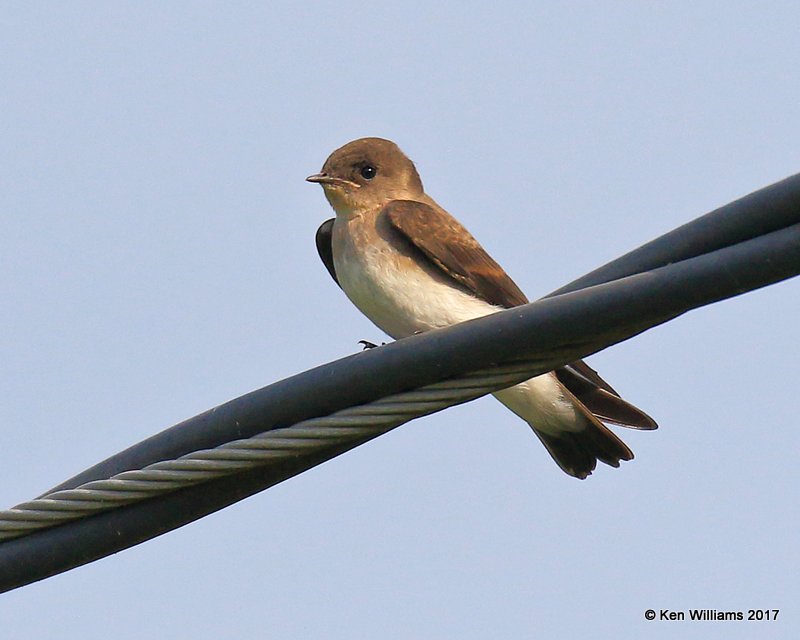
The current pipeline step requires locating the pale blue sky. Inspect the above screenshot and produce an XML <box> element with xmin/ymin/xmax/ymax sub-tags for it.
<box><xmin>1</xmin><ymin>3</ymin><xmax>798</xmax><ymax>638</ymax></box>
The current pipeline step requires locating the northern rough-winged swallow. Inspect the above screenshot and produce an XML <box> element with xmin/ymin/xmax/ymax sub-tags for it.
<box><xmin>308</xmin><ymin>137</ymin><xmax>657</xmax><ymax>479</ymax></box>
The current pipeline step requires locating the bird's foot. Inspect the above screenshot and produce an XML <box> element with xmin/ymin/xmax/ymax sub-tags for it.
<box><xmin>358</xmin><ymin>340</ymin><xmax>386</xmax><ymax>350</ymax></box>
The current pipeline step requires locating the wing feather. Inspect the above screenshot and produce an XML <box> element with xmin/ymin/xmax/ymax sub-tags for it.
<box><xmin>383</xmin><ymin>200</ymin><xmax>528</xmax><ymax>308</ymax></box>
<box><xmin>382</xmin><ymin>199</ymin><xmax>657</xmax><ymax>431</ymax></box>
<box><xmin>315</xmin><ymin>218</ymin><xmax>339</xmax><ymax>287</ymax></box>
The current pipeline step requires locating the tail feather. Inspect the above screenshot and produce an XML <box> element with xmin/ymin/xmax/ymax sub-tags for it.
<box><xmin>494</xmin><ymin>372</ymin><xmax>651</xmax><ymax>479</ymax></box>
<box><xmin>532</xmin><ymin>422</ymin><xmax>634</xmax><ymax>480</ymax></box>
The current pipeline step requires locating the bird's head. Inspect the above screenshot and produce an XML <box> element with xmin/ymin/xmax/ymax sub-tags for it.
<box><xmin>307</xmin><ymin>137</ymin><xmax>424</xmax><ymax>214</ymax></box>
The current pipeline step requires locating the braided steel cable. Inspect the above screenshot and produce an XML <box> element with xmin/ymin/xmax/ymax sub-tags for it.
<box><xmin>0</xmin><ymin>360</ymin><xmax>540</xmax><ymax>542</ymax></box>
<box><xmin>1</xmin><ymin>174</ymin><xmax>797</xmax><ymax>593</ymax></box>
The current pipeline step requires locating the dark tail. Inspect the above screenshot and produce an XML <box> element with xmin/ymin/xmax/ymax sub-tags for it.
<box><xmin>531</xmin><ymin>416</ymin><xmax>634</xmax><ymax>480</ymax></box>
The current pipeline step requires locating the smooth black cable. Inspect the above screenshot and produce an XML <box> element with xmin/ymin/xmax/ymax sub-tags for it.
<box><xmin>0</xmin><ymin>181</ymin><xmax>797</xmax><ymax>593</ymax></box>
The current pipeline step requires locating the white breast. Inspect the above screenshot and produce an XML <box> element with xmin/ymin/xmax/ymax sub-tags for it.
<box><xmin>332</xmin><ymin>216</ymin><xmax>499</xmax><ymax>339</ymax></box>
<box><xmin>329</xmin><ymin>211</ymin><xmax>580</xmax><ymax>435</ymax></box>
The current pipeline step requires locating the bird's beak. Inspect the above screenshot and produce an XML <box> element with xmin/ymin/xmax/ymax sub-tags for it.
<box><xmin>306</xmin><ymin>173</ymin><xmax>360</xmax><ymax>188</ymax></box>
<box><xmin>306</xmin><ymin>173</ymin><xmax>333</xmax><ymax>184</ymax></box>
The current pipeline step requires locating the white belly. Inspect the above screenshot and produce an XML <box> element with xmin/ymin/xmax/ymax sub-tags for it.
<box><xmin>331</xmin><ymin>214</ymin><xmax>581</xmax><ymax>434</ymax></box>
<box><xmin>333</xmin><ymin>223</ymin><xmax>499</xmax><ymax>339</ymax></box>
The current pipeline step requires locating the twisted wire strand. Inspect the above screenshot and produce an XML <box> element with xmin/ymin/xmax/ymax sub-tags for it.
<box><xmin>0</xmin><ymin>359</ymin><xmax>545</xmax><ymax>542</ymax></box>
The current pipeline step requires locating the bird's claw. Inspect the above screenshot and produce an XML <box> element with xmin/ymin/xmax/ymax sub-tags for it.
<box><xmin>358</xmin><ymin>340</ymin><xmax>385</xmax><ymax>350</ymax></box>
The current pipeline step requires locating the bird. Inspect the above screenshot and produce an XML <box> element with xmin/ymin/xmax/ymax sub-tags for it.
<box><xmin>307</xmin><ymin>137</ymin><xmax>657</xmax><ymax>479</ymax></box>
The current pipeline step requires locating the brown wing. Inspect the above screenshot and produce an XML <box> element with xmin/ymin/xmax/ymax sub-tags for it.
<box><xmin>315</xmin><ymin>218</ymin><xmax>340</xmax><ymax>287</ymax></box>
<box><xmin>384</xmin><ymin>199</ymin><xmax>657</xmax><ymax>431</ymax></box>
<box><xmin>384</xmin><ymin>200</ymin><xmax>528</xmax><ymax>308</ymax></box>
<box><xmin>565</xmin><ymin>359</ymin><xmax>619</xmax><ymax>395</ymax></box>
<box><xmin>555</xmin><ymin>364</ymin><xmax>658</xmax><ymax>430</ymax></box>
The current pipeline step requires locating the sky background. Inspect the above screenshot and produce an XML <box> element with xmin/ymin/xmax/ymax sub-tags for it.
<box><xmin>2</xmin><ymin>3</ymin><xmax>798</xmax><ymax>638</ymax></box>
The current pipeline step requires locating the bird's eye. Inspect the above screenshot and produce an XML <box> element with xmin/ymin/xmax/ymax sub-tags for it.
<box><xmin>360</xmin><ymin>165</ymin><xmax>377</xmax><ymax>180</ymax></box>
